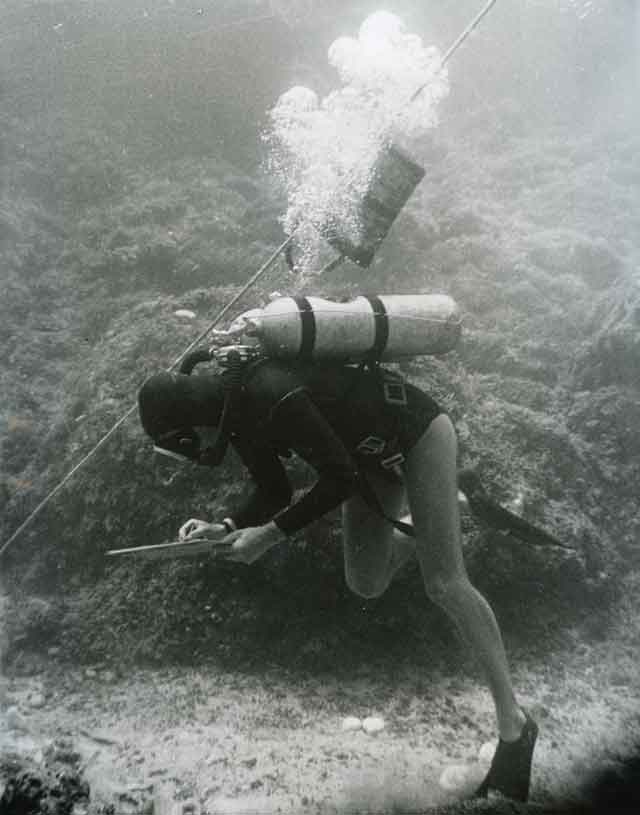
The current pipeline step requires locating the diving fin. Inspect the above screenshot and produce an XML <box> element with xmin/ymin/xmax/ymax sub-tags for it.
<box><xmin>458</xmin><ymin>469</ymin><xmax>572</xmax><ymax>550</ymax></box>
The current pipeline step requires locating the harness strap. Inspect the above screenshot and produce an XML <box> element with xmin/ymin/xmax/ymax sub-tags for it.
<box><xmin>364</xmin><ymin>295</ymin><xmax>389</xmax><ymax>360</ymax></box>
<box><xmin>293</xmin><ymin>296</ymin><xmax>317</xmax><ymax>359</ymax></box>
<box><xmin>357</xmin><ymin>470</ymin><xmax>416</xmax><ymax>538</ymax></box>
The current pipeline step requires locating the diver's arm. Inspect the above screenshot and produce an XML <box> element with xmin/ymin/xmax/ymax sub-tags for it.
<box><xmin>267</xmin><ymin>388</ymin><xmax>362</xmax><ymax>535</ymax></box>
<box><xmin>224</xmin><ymin>435</ymin><xmax>293</xmax><ymax>529</ymax></box>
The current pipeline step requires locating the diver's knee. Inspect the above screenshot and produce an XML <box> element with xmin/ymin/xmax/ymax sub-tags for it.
<box><xmin>427</xmin><ymin>412</ymin><xmax>458</xmax><ymax>451</ymax></box>
<box><xmin>422</xmin><ymin>572</ymin><xmax>470</xmax><ymax>609</ymax></box>
<box><xmin>345</xmin><ymin>571</ymin><xmax>389</xmax><ymax>599</ymax></box>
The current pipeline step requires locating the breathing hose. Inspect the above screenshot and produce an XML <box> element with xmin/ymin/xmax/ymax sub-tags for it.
<box><xmin>198</xmin><ymin>349</ymin><xmax>245</xmax><ymax>467</ymax></box>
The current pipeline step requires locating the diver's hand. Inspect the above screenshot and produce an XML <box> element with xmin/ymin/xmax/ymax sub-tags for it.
<box><xmin>179</xmin><ymin>519</ymin><xmax>227</xmax><ymax>541</ymax></box>
<box><xmin>224</xmin><ymin>521</ymin><xmax>286</xmax><ymax>565</ymax></box>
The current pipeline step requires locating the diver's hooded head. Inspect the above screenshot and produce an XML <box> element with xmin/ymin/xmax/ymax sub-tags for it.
<box><xmin>138</xmin><ymin>372</ymin><xmax>225</xmax><ymax>442</ymax></box>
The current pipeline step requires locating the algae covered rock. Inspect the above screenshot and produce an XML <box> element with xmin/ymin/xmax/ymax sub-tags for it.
<box><xmin>0</xmin><ymin>741</ymin><xmax>90</xmax><ymax>815</ymax></box>
<box><xmin>573</xmin><ymin>278</ymin><xmax>640</xmax><ymax>391</ymax></box>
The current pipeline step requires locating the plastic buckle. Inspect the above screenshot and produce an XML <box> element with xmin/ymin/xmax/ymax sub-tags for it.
<box><xmin>381</xmin><ymin>452</ymin><xmax>405</xmax><ymax>470</ymax></box>
<box><xmin>357</xmin><ymin>436</ymin><xmax>387</xmax><ymax>456</ymax></box>
<box><xmin>383</xmin><ymin>380</ymin><xmax>407</xmax><ymax>406</ymax></box>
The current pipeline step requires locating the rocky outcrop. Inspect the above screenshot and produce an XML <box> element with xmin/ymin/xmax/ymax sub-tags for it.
<box><xmin>0</xmin><ymin>741</ymin><xmax>90</xmax><ymax>815</ymax></box>
<box><xmin>572</xmin><ymin>277</ymin><xmax>640</xmax><ymax>390</ymax></box>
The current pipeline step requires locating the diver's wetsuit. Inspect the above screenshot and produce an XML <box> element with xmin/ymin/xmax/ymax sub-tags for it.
<box><xmin>221</xmin><ymin>359</ymin><xmax>441</xmax><ymax>535</ymax></box>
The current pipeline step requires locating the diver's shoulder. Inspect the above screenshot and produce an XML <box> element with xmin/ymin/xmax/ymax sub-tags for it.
<box><xmin>242</xmin><ymin>357</ymin><xmax>305</xmax><ymax>395</ymax></box>
<box><xmin>245</xmin><ymin>356</ymin><xmax>303</xmax><ymax>377</ymax></box>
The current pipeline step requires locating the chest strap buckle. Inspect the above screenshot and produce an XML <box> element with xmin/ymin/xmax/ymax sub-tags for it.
<box><xmin>381</xmin><ymin>452</ymin><xmax>405</xmax><ymax>470</ymax></box>
<box><xmin>357</xmin><ymin>436</ymin><xmax>387</xmax><ymax>456</ymax></box>
<box><xmin>383</xmin><ymin>380</ymin><xmax>408</xmax><ymax>406</ymax></box>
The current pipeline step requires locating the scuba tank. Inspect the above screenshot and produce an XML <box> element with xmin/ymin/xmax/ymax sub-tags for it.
<box><xmin>177</xmin><ymin>292</ymin><xmax>461</xmax><ymax>465</ymax></box>
<box><xmin>240</xmin><ymin>294</ymin><xmax>461</xmax><ymax>361</ymax></box>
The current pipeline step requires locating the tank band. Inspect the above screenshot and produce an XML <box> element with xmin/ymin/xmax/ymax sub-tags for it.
<box><xmin>365</xmin><ymin>295</ymin><xmax>389</xmax><ymax>359</ymax></box>
<box><xmin>293</xmin><ymin>296</ymin><xmax>316</xmax><ymax>359</ymax></box>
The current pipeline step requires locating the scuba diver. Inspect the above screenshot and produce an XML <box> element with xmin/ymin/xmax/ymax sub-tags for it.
<box><xmin>138</xmin><ymin>339</ymin><xmax>538</xmax><ymax>802</ymax></box>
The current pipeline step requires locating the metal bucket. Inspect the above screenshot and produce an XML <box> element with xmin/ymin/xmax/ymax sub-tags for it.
<box><xmin>320</xmin><ymin>143</ymin><xmax>425</xmax><ymax>268</ymax></box>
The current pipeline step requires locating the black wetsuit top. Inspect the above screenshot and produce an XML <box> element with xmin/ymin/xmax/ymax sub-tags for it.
<box><xmin>223</xmin><ymin>359</ymin><xmax>441</xmax><ymax>535</ymax></box>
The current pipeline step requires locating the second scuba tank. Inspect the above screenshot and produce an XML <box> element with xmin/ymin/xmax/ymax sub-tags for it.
<box><xmin>244</xmin><ymin>294</ymin><xmax>461</xmax><ymax>361</ymax></box>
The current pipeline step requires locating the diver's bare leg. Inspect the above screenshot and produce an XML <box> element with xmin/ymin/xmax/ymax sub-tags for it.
<box><xmin>342</xmin><ymin>475</ymin><xmax>414</xmax><ymax>598</ymax></box>
<box><xmin>389</xmin><ymin>523</ymin><xmax>416</xmax><ymax>576</ymax></box>
<box><xmin>403</xmin><ymin>414</ymin><xmax>526</xmax><ymax>742</ymax></box>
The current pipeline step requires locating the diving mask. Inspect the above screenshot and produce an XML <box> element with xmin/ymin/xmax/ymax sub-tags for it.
<box><xmin>153</xmin><ymin>428</ymin><xmax>201</xmax><ymax>463</ymax></box>
<box><xmin>153</xmin><ymin>425</ymin><xmax>229</xmax><ymax>467</ymax></box>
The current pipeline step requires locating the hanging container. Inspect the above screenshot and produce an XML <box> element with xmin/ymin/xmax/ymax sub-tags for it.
<box><xmin>320</xmin><ymin>143</ymin><xmax>425</xmax><ymax>268</ymax></box>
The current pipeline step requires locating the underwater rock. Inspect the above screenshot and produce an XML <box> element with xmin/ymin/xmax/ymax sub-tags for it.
<box><xmin>526</xmin><ymin>230</ymin><xmax>623</xmax><ymax>290</ymax></box>
<box><xmin>568</xmin><ymin>388</ymin><xmax>640</xmax><ymax>461</ymax></box>
<box><xmin>6</xmin><ymin>706</ymin><xmax>29</xmax><ymax>732</ymax></box>
<box><xmin>571</xmin><ymin>277</ymin><xmax>640</xmax><ymax>390</ymax></box>
<box><xmin>28</xmin><ymin>692</ymin><xmax>46</xmax><ymax>709</ymax></box>
<box><xmin>153</xmin><ymin>781</ymin><xmax>178</xmax><ymax>815</ymax></box>
<box><xmin>571</xmin><ymin>238</ymin><xmax>624</xmax><ymax>290</ymax></box>
<box><xmin>0</xmin><ymin>678</ymin><xmax>8</xmax><ymax>706</ymax></box>
<box><xmin>574</xmin><ymin>330</ymin><xmax>640</xmax><ymax>391</ymax></box>
<box><xmin>0</xmin><ymin>759</ymin><xmax>90</xmax><ymax>815</ymax></box>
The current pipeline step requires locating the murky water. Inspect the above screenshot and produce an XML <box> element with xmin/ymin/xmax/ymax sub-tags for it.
<box><xmin>1</xmin><ymin>1</ymin><xmax>639</xmax><ymax>812</ymax></box>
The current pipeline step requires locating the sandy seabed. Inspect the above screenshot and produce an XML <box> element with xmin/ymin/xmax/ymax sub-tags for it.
<box><xmin>2</xmin><ymin>577</ymin><xmax>639</xmax><ymax>815</ymax></box>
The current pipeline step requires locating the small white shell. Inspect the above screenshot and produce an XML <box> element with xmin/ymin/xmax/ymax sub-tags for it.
<box><xmin>341</xmin><ymin>716</ymin><xmax>362</xmax><ymax>732</ymax></box>
<box><xmin>6</xmin><ymin>706</ymin><xmax>29</xmax><ymax>731</ymax></box>
<box><xmin>478</xmin><ymin>740</ymin><xmax>498</xmax><ymax>764</ymax></box>
<box><xmin>174</xmin><ymin>309</ymin><xmax>196</xmax><ymax>319</ymax></box>
<box><xmin>362</xmin><ymin>716</ymin><xmax>385</xmax><ymax>734</ymax></box>
<box><xmin>438</xmin><ymin>764</ymin><xmax>469</xmax><ymax>791</ymax></box>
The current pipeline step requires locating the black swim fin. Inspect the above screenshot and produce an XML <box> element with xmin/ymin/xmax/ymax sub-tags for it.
<box><xmin>458</xmin><ymin>469</ymin><xmax>573</xmax><ymax>550</ymax></box>
<box><xmin>474</xmin><ymin>710</ymin><xmax>539</xmax><ymax>802</ymax></box>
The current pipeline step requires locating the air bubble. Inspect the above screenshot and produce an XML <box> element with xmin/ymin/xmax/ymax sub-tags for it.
<box><xmin>264</xmin><ymin>11</ymin><xmax>449</xmax><ymax>277</ymax></box>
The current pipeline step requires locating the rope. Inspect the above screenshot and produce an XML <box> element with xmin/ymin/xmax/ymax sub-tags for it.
<box><xmin>318</xmin><ymin>255</ymin><xmax>346</xmax><ymax>275</ymax></box>
<box><xmin>410</xmin><ymin>0</ymin><xmax>499</xmax><ymax>103</ymax></box>
<box><xmin>165</xmin><ymin>233</ymin><xmax>295</xmax><ymax>371</ymax></box>
<box><xmin>0</xmin><ymin>233</ymin><xmax>295</xmax><ymax>559</ymax></box>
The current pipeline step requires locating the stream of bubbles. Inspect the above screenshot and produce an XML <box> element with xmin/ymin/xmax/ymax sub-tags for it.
<box><xmin>263</xmin><ymin>10</ymin><xmax>450</xmax><ymax>276</ymax></box>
